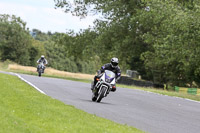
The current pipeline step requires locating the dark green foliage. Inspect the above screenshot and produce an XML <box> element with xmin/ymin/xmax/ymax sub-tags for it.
<box><xmin>138</xmin><ymin>0</ymin><xmax>200</xmax><ymax>87</ymax></box>
<box><xmin>31</xmin><ymin>29</ymin><xmax>51</xmax><ymax>41</ymax></box>
<box><xmin>29</xmin><ymin>46</ymin><xmax>39</xmax><ymax>66</ymax></box>
<box><xmin>0</xmin><ymin>14</ymin><xmax>35</xmax><ymax>66</ymax></box>
<box><xmin>44</xmin><ymin>32</ymin><xmax>98</xmax><ymax>74</ymax></box>
<box><xmin>1</xmin><ymin>0</ymin><xmax>200</xmax><ymax>88</ymax></box>
<box><xmin>54</xmin><ymin>0</ymin><xmax>200</xmax><ymax>87</ymax></box>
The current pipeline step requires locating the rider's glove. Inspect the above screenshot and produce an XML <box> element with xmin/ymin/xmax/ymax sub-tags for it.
<box><xmin>97</xmin><ymin>70</ymin><xmax>101</xmax><ymax>75</ymax></box>
<box><xmin>116</xmin><ymin>77</ymin><xmax>120</xmax><ymax>83</ymax></box>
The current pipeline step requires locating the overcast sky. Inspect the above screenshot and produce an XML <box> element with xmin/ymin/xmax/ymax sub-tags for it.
<box><xmin>0</xmin><ymin>0</ymin><xmax>97</xmax><ymax>33</ymax></box>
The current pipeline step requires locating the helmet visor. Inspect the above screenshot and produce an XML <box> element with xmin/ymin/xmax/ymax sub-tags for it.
<box><xmin>112</xmin><ymin>62</ymin><xmax>118</xmax><ymax>67</ymax></box>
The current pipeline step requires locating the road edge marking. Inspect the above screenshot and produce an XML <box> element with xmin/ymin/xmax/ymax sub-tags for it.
<box><xmin>10</xmin><ymin>72</ymin><xmax>46</xmax><ymax>95</ymax></box>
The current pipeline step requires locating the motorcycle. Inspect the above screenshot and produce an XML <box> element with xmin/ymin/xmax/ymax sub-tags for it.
<box><xmin>37</xmin><ymin>62</ymin><xmax>45</xmax><ymax>77</ymax></box>
<box><xmin>92</xmin><ymin>70</ymin><xmax>116</xmax><ymax>103</ymax></box>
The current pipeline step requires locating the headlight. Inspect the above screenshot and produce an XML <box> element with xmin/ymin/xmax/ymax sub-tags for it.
<box><xmin>105</xmin><ymin>78</ymin><xmax>112</xmax><ymax>83</ymax></box>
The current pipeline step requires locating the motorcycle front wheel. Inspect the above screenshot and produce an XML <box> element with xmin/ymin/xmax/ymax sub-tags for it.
<box><xmin>96</xmin><ymin>86</ymin><xmax>107</xmax><ymax>103</ymax></box>
<box><xmin>38</xmin><ymin>70</ymin><xmax>42</xmax><ymax>77</ymax></box>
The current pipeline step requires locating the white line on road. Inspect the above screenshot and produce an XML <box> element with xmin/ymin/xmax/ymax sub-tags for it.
<box><xmin>10</xmin><ymin>72</ymin><xmax>46</xmax><ymax>95</ymax></box>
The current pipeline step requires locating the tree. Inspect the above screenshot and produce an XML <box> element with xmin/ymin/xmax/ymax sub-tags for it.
<box><xmin>0</xmin><ymin>14</ymin><xmax>33</xmax><ymax>65</ymax></box>
<box><xmin>55</xmin><ymin>0</ymin><xmax>148</xmax><ymax>72</ymax></box>
<box><xmin>54</xmin><ymin>0</ymin><xmax>200</xmax><ymax>87</ymax></box>
<box><xmin>139</xmin><ymin>0</ymin><xmax>200</xmax><ymax>87</ymax></box>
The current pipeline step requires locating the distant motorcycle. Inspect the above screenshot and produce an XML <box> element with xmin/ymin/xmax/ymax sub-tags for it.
<box><xmin>37</xmin><ymin>62</ymin><xmax>45</xmax><ymax>77</ymax></box>
<box><xmin>92</xmin><ymin>70</ymin><xmax>116</xmax><ymax>102</ymax></box>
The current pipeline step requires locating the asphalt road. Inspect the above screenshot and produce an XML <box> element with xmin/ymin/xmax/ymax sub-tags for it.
<box><xmin>7</xmin><ymin>73</ymin><xmax>200</xmax><ymax>133</ymax></box>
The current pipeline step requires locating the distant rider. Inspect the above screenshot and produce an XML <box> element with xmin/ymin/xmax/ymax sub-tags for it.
<box><xmin>91</xmin><ymin>57</ymin><xmax>121</xmax><ymax>92</ymax></box>
<box><xmin>37</xmin><ymin>55</ymin><xmax>48</xmax><ymax>73</ymax></box>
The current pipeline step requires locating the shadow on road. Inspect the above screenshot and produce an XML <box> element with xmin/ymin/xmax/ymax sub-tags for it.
<box><xmin>79</xmin><ymin>98</ymin><xmax>115</xmax><ymax>105</ymax></box>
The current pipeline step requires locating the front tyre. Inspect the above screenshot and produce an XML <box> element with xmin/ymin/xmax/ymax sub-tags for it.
<box><xmin>96</xmin><ymin>86</ymin><xmax>106</xmax><ymax>103</ymax></box>
<box><xmin>38</xmin><ymin>69</ymin><xmax>42</xmax><ymax>77</ymax></box>
<box><xmin>38</xmin><ymin>72</ymin><xmax>41</xmax><ymax>77</ymax></box>
<box><xmin>92</xmin><ymin>94</ymin><xmax>97</xmax><ymax>101</ymax></box>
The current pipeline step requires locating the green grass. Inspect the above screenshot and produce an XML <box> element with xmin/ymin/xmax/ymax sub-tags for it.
<box><xmin>118</xmin><ymin>84</ymin><xmax>200</xmax><ymax>102</ymax></box>
<box><xmin>0</xmin><ymin>73</ymin><xmax>143</xmax><ymax>133</ymax></box>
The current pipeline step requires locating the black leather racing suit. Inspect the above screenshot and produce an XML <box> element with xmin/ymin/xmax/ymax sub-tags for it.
<box><xmin>93</xmin><ymin>63</ymin><xmax>121</xmax><ymax>91</ymax></box>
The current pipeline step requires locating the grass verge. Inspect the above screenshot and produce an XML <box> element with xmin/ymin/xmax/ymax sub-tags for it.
<box><xmin>0</xmin><ymin>73</ymin><xmax>143</xmax><ymax>133</ymax></box>
<box><xmin>8</xmin><ymin>64</ymin><xmax>94</xmax><ymax>80</ymax></box>
<box><xmin>118</xmin><ymin>85</ymin><xmax>200</xmax><ymax>102</ymax></box>
<box><xmin>7</xmin><ymin>69</ymin><xmax>92</xmax><ymax>83</ymax></box>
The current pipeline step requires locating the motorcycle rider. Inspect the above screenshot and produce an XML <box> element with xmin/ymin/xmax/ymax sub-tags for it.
<box><xmin>37</xmin><ymin>55</ymin><xmax>48</xmax><ymax>73</ymax></box>
<box><xmin>91</xmin><ymin>57</ymin><xmax>121</xmax><ymax>92</ymax></box>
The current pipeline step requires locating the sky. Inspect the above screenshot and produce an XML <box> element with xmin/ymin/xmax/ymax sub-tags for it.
<box><xmin>0</xmin><ymin>0</ymin><xmax>97</xmax><ymax>33</ymax></box>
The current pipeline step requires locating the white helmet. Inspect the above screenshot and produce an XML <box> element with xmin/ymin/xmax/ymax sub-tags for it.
<box><xmin>41</xmin><ymin>55</ymin><xmax>45</xmax><ymax>59</ymax></box>
<box><xmin>111</xmin><ymin>57</ymin><xmax>119</xmax><ymax>68</ymax></box>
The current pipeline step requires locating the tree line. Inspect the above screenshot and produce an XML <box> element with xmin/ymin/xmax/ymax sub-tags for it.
<box><xmin>0</xmin><ymin>15</ymin><xmax>100</xmax><ymax>74</ymax></box>
<box><xmin>0</xmin><ymin>0</ymin><xmax>200</xmax><ymax>89</ymax></box>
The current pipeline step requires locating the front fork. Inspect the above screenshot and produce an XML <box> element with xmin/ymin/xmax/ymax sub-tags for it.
<box><xmin>93</xmin><ymin>81</ymin><xmax>111</xmax><ymax>96</ymax></box>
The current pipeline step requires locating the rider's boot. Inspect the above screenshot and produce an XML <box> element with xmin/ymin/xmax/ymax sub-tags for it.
<box><xmin>111</xmin><ymin>87</ymin><xmax>116</xmax><ymax>92</ymax></box>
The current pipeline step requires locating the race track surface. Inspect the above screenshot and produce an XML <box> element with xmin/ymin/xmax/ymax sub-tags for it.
<box><xmin>10</xmin><ymin>73</ymin><xmax>200</xmax><ymax>133</ymax></box>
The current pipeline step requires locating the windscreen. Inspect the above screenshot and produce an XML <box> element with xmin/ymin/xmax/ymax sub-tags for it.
<box><xmin>105</xmin><ymin>70</ymin><xmax>116</xmax><ymax>79</ymax></box>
